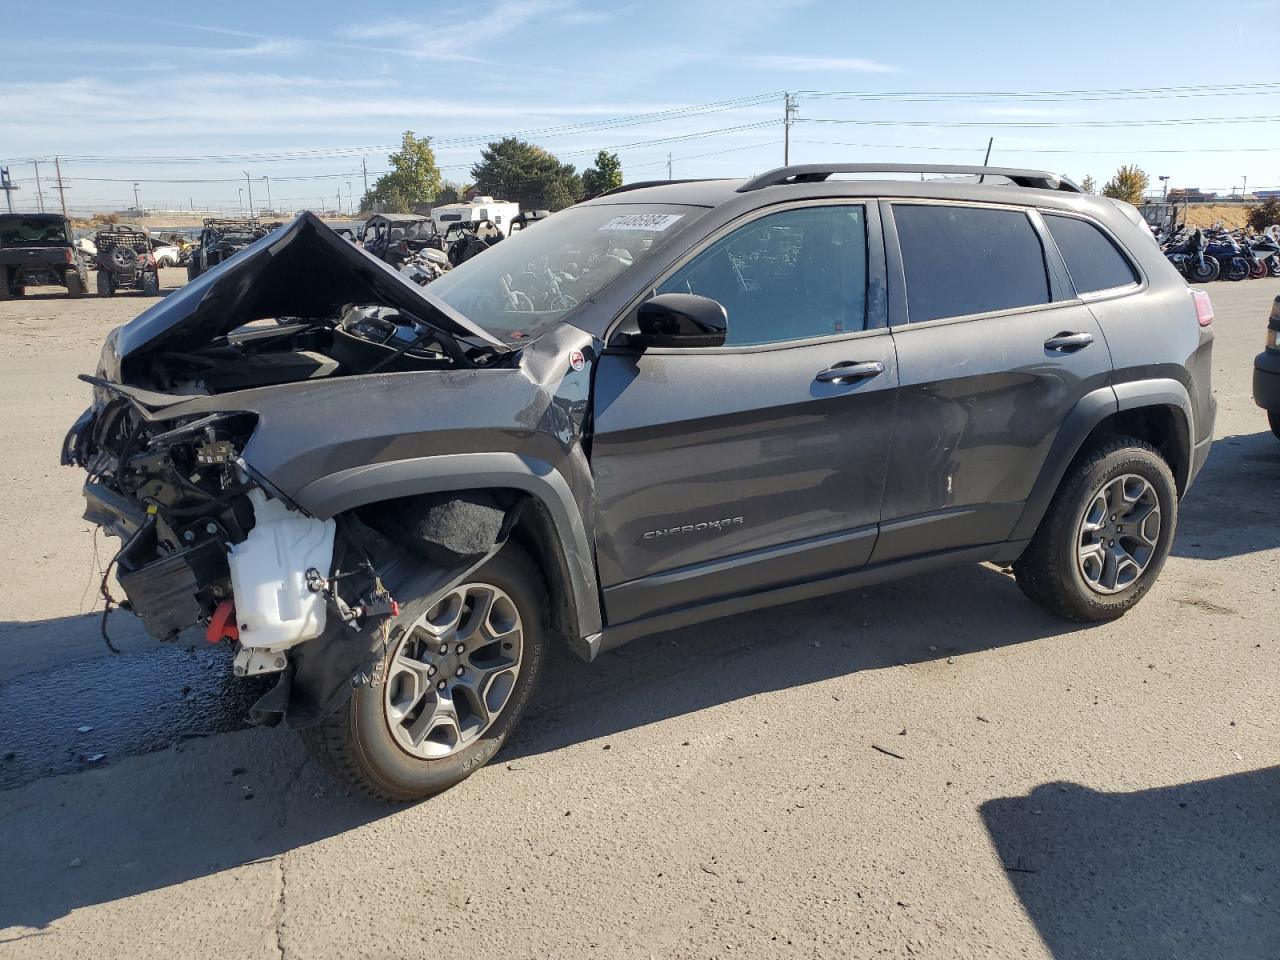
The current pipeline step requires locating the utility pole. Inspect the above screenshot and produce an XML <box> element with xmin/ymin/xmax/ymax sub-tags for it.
<box><xmin>336</xmin><ymin>191</ymin><xmax>342</xmax><ymax>215</ymax></box>
<box><xmin>667</xmin><ymin>153</ymin><xmax>672</xmax><ymax>180</ymax></box>
<box><xmin>32</xmin><ymin>160</ymin><xmax>45</xmax><ymax>213</ymax></box>
<box><xmin>132</xmin><ymin>182</ymin><xmax>141</xmax><ymax>211</ymax></box>
<box><xmin>54</xmin><ymin>157</ymin><xmax>68</xmax><ymax>218</ymax></box>
<box><xmin>1243</xmin><ymin>175</ymin><xmax>1248</xmax><ymax>198</ymax></box>
<box><xmin>362</xmin><ymin>158</ymin><xmax>369</xmax><ymax>197</ymax></box>
<box><xmin>346</xmin><ymin>181</ymin><xmax>353</xmax><ymax>215</ymax></box>
<box><xmin>783</xmin><ymin>92</ymin><xmax>799</xmax><ymax>165</ymax></box>
<box><xmin>0</xmin><ymin>167</ymin><xmax>15</xmax><ymax>213</ymax></box>
<box><xmin>243</xmin><ymin>171</ymin><xmax>254</xmax><ymax>217</ymax></box>
<box><xmin>263</xmin><ymin>175</ymin><xmax>272</xmax><ymax>213</ymax></box>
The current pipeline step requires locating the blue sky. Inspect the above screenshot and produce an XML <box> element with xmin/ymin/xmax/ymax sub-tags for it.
<box><xmin>3</xmin><ymin>0</ymin><xmax>1279</xmax><ymax>214</ymax></box>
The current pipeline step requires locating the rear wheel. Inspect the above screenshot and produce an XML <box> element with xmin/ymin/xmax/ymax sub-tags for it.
<box><xmin>65</xmin><ymin>272</ymin><xmax>84</xmax><ymax>299</ymax></box>
<box><xmin>1014</xmin><ymin>437</ymin><xmax>1177</xmax><ymax>622</ymax></box>
<box><xmin>96</xmin><ymin>270</ymin><xmax>112</xmax><ymax>297</ymax></box>
<box><xmin>1249</xmin><ymin>260</ymin><xmax>1268</xmax><ymax>279</ymax></box>
<box><xmin>1269</xmin><ymin>410</ymin><xmax>1280</xmax><ymax>440</ymax></box>
<box><xmin>301</xmin><ymin>543</ymin><xmax>546</xmax><ymax>802</ymax></box>
<box><xmin>141</xmin><ymin>271</ymin><xmax>160</xmax><ymax>296</ymax></box>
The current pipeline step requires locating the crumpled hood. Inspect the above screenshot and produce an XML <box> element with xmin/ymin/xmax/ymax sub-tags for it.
<box><xmin>103</xmin><ymin>211</ymin><xmax>504</xmax><ymax>377</ymax></box>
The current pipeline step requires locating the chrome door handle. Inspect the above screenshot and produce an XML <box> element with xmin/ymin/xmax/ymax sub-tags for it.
<box><xmin>815</xmin><ymin>361</ymin><xmax>885</xmax><ymax>384</ymax></box>
<box><xmin>1044</xmin><ymin>331</ymin><xmax>1095</xmax><ymax>353</ymax></box>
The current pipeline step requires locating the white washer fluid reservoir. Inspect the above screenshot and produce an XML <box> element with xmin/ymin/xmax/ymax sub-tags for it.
<box><xmin>228</xmin><ymin>489</ymin><xmax>337</xmax><ymax>650</ymax></box>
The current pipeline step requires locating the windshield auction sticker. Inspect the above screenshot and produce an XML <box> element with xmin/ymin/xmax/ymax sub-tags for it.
<box><xmin>598</xmin><ymin>214</ymin><xmax>683</xmax><ymax>232</ymax></box>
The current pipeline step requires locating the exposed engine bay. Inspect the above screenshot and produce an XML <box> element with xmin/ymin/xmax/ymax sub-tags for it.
<box><xmin>63</xmin><ymin>213</ymin><xmax>528</xmax><ymax>726</ymax></box>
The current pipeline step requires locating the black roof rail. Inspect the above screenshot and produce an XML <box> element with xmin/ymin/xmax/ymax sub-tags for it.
<box><xmin>737</xmin><ymin>164</ymin><xmax>1081</xmax><ymax>193</ymax></box>
<box><xmin>597</xmin><ymin>178</ymin><xmax>712</xmax><ymax>197</ymax></box>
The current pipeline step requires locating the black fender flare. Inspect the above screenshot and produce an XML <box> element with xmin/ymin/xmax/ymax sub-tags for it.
<box><xmin>290</xmin><ymin>452</ymin><xmax>603</xmax><ymax>641</ymax></box>
<box><xmin>1009</xmin><ymin>379</ymin><xmax>1195</xmax><ymax>542</ymax></box>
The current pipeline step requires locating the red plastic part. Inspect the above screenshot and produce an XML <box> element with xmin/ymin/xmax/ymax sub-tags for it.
<box><xmin>207</xmin><ymin>600</ymin><xmax>239</xmax><ymax>644</ymax></box>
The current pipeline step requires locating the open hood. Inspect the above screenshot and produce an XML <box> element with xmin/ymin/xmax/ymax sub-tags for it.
<box><xmin>108</xmin><ymin>211</ymin><xmax>506</xmax><ymax>370</ymax></box>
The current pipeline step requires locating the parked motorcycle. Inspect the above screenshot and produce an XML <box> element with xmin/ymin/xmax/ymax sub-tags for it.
<box><xmin>1163</xmin><ymin>228</ymin><xmax>1219</xmax><ymax>282</ymax></box>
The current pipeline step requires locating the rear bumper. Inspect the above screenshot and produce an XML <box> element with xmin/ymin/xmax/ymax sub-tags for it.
<box><xmin>1253</xmin><ymin>349</ymin><xmax>1280</xmax><ymax>411</ymax></box>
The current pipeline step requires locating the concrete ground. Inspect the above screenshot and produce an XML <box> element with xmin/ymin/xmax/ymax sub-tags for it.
<box><xmin>0</xmin><ymin>270</ymin><xmax>1276</xmax><ymax>959</ymax></box>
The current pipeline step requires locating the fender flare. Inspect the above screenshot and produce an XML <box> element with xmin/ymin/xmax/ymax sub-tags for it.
<box><xmin>290</xmin><ymin>452</ymin><xmax>603</xmax><ymax>640</ymax></box>
<box><xmin>1009</xmin><ymin>379</ymin><xmax>1195</xmax><ymax>542</ymax></box>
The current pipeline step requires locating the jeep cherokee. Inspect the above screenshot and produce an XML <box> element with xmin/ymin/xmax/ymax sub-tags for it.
<box><xmin>63</xmin><ymin>163</ymin><xmax>1215</xmax><ymax>801</ymax></box>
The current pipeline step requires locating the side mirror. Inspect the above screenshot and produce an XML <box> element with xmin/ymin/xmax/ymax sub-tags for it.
<box><xmin>633</xmin><ymin>293</ymin><xmax>727</xmax><ymax>349</ymax></box>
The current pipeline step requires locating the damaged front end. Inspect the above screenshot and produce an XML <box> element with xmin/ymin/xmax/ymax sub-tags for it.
<box><xmin>62</xmin><ymin>212</ymin><xmax>537</xmax><ymax>728</ymax></box>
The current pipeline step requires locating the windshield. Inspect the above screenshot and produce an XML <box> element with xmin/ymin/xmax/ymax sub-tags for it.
<box><xmin>427</xmin><ymin>204</ymin><xmax>698</xmax><ymax>342</ymax></box>
<box><xmin>0</xmin><ymin>217</ymin><xmax>67</xmax><ymax>246</ymax></box>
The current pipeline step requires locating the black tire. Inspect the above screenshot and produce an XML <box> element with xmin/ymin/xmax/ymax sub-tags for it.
<box><xmin>96</xmin><ymin>270</ymin><xmax>112</xmax><ymax>297</ymax></box>
<box><xmin>187</xmin><ymin>259</ymin><xmax>200</xmax><ymax>282</ymax></box>
<box><xmin>1188</xmin><ymin>257</ymin><xmax>1219</xmax><ymax>283</ymax></box>
<box><xmin>1269</xmin><ymin>410</ymin><xmax>1280</xmax><ymax>440</ymax></box>
<box><xmin>65</xmin><ymin>272</ymin><xmax>84</xmax><ymax>299</ymax></box>
<box><xmin>1013</xmin><ymin>437</ymin><xmax>1178</xmax><ymax>622</ymax></box>
<box><xmin>0</xmin><ymin>267</ymin><xmax>10</xmax><ymax>301</ymax></box>
<box><xmin>141</xmin><ymin>271</ymin><xmax>160</xmax><ymax>296</ymax></box>
<box><xmin>300</xmin><ymin>543</ymin><xmax>547</xmax><ymax>802</ymax></box>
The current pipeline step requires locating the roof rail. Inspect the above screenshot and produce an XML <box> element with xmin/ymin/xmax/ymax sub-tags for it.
<box><xmin>737</xmin><ymin>164</ymin><xmax>1081</xmax><ymax>194</ymax></box>
<box><xmin>596</xmin><ymin>178</ymin><xmax>710</xmax><ymax>198</ymax></box>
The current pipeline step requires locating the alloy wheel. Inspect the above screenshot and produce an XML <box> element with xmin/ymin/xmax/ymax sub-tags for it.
<box><xmin>382</xmin><ymin>582</ymin><xmax>523</xmax><ymax>760</ymax></box>
<box><xmin>1076</xmin><ymin>473</ymin><xmax>1161</xmax><ymax>595</ymax></box>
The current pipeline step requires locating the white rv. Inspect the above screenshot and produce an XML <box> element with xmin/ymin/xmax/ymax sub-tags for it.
<box><xmin>430</xmin><ymin>196</ymin><xmax>521</xmax><ymax>237</ymax></box>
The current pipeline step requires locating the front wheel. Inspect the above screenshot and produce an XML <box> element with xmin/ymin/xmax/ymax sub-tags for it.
<box><xmin>65</xmin><ymin>272</ymin><xmax>84</xmax><ymax>299</ymax></box>
<box><xmin>300</xmin><ymin>543</ymin><xmax>546</xmax><ymax>802</ymax></box>
<box><xmin>1269</xmin><ymin>409</ymin><xmax>1280</xmax><ymax>441</ymax></box>
<box><xmin>141</xmin><ymin>271</ymin><xmax>160</xmax><ymax>296</ymax></box>
<box><xmin>1187</xmin><ymin>256</ymin><xmax>1219</xmax><ymax>283</ymax></box>
<box><xmin>1249</xmin><ymin>260</ymin><xmax>1268</xmax><ymax>280</ymax></box>
<box><xmin>1013</xmin><ymin>437</ymin><xmax>1177</xmax><ymax>622</ymax></box>
<box><xmin>96</xmin><ymin>270</ymin><xmax>113</xmax><ymax>297</ymax></box>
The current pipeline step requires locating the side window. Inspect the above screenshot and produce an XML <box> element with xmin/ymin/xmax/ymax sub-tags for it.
<box><xmin>1044</xmin><ymin>214</ymin><xmax>1138</xmax><ymax>295</ymax></box>
<box><xmin>894</xmin><ymin>204</ymin><xmax>1050</xmax><ymax>323</ymax></box>
<box><xmin>657</xmin><ymin>205</ymin><xmax>867</xmax><ymax>346</ymax></box>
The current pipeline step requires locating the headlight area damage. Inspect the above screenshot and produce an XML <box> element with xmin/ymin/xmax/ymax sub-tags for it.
<box><xmin>61</xmin><ymin>212</ymin><xmax>579</xmax><ymax>732</ymax></box>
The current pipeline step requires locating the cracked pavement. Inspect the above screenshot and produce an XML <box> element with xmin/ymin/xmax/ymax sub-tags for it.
<box><xmin>0</xmin><ymin>272</ymin><xmax>1276</xmax><ymax>959</ymax></box>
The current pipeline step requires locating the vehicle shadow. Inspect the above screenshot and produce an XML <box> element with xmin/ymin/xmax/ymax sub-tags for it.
<box><xmin>507</xmin><ymin>561</ymin><xmax>1088</xmax><ymax>760</ymax></box>
<box><xmin>1174</xmin><ymin>428</ymin><xmax>1280</xmax><ymax>560</ymax></box>
<box><xmin>0</xmin><ymin>562</ymin><xmax>1085</xmax><ymax>931</ymax></box>
<box><xmin>981</xmin><ymin>767</ymin><xmax>1280</xmax><ymax>959</ymax></box>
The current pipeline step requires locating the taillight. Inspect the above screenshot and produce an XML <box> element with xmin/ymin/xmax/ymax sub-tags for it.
<box><xmin>1191</xmin><ymin>289</ymin><xmax>1214</xmax><ymax>327</ymax></box>
<box><xmin>64</xmin><ymin>248</ymin><xmax>74</xmax><ymax>264</ymax></box>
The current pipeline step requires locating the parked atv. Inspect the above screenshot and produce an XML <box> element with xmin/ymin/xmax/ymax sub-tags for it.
<box><xmin>0</xmin><ymin>213</ymin><xmax>90</xmax><ymax>299</ymax></box>
<box><xmin>93</xmin><ymin>226</ymin><xmax>160</xmax><ymax>296</ymax></box>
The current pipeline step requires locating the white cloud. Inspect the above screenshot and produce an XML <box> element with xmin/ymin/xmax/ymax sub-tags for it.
<box><xmin>749</xmin><ymin>54</ymin><xmax>901</xmax><ymax>73</ymax></box>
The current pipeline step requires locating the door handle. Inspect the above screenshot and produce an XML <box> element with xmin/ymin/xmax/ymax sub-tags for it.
<box><xmin>1044</xmin><ymin>331</ymin><xmax>1095</xmax><ymax>353</ymax></box>
<box><xmin>815</xmin><ymin>360</ymin><xmax>885</xmax><ymax>384</ymax></box>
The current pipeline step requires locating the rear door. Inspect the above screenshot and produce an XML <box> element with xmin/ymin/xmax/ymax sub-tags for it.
<box><xmin>591</xmin><ymin>201</ymin><xmax>898</xmax><ymax>625</ymax></box>
<box><xmin>873</xmin><ymin>200</ymin><xmax>1113</xmax><ymax>562</ymax></box>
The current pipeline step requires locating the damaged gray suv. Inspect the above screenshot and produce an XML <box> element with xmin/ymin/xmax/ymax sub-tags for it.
<box><xmin>63</xmin><ymin>164</ymin><xmax>1216</xmax><ymax>801</ymax></box>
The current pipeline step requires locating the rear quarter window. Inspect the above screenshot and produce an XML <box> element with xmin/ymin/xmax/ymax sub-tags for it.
<box><xmin>1044</xmin><ymin>214</ymin><xmax>1139</xmax><ymax>295</ymax></box>
<box><xmin>893</xmin><ymin>204</ymin><xmax>1050</xmax><ymax>323</ymax></box>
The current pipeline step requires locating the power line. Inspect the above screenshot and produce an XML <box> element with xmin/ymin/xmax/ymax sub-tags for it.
<box><xmin>4</xmin><ymin>93</ymin><xmax>782</xmax><ymax>166</ymax></box>
<box><xmin>797</xmin><ymin>113</ymin><xmax>1280</xmax><ymax>129</ymax></box>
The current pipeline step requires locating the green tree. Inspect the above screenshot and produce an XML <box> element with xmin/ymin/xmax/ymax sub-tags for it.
<box><xmin>1246</xmin><ymin>197</ymin><xmax>1280</xmax><ymax>232</ymax></box>
<box><xmin>582</xmin><ymin>150</ymin><xmax>623</xmax><ymax>197</ymax></box>
<box><xmin>1101</xmin><ymin>165</ymin><xmax>1149</xmax><ymax>205</ymax></box>
<box><xmin>361</xmin><ymin>131</ymin><xmax>443</xmax><ymax>213</ymax></box>
<box><xmin>1079</xmin><ymin>175</ymin><xmax>1097</xmax><ymax>195</ymax></box>
<box><xmin>471</xmin><ymin>138</ymin><xmax>583</xmax><ymax>211</ymax></box>
<box><xmin>436</xmin><ymin>182</ymin><xmax>463</xmax><ymax>205</ymax></box>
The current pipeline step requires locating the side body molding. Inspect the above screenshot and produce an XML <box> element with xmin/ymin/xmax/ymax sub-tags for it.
<box><xmin>291</xmin><ymin>452</ymin><xmax>603</xmax><ymax>640</ymax></box>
